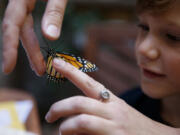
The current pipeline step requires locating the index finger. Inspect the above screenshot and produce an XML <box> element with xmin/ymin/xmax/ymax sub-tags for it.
<box><xmin>41</xmin><ymin>0</ymin><xmax>67</xmax><ymax>40</ymax></box>
<box><xmin>2</xmin><ymin>0</ymin><xmax>34</xmax><ymax>73</ymax></box>
<box><xmin>52</xmin><ymin>58</ymin><xmax>116</xmax><ymax>100</ymax></box>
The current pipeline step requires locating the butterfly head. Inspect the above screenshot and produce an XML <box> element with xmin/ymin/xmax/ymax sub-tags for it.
<box><xmin>47</xmin><ymin>48</ymin><xmax>57</xmax><ymax>58</ymax></box>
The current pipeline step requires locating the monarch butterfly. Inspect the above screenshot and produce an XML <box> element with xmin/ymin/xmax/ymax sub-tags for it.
<box><xmin>45</xmin><ymin>48</ymin><xmax>98</xmax><ymax>83</ymax></box>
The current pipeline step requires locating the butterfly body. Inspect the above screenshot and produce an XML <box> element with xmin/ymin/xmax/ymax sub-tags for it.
<box><xmin>46</xmin><ymin>48</ymin><xmax>98</xmax><ymax>83</ymax></box>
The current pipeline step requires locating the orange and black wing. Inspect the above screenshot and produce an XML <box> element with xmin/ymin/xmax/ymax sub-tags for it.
<box><xmin>46</xmin><ymin>52</ymin><xmax>98</xmax><ymax>83</ymax></box>
<box><xmin>56</xmin><ymin>52</ymin><xmax>98</xmax><ymax>72</ymax></box>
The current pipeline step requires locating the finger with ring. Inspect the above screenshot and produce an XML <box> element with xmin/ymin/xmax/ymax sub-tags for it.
<box><xmin>99</xmin><ymin>89</ymin><xmax>110</xmax><ymax>101</ymax></box>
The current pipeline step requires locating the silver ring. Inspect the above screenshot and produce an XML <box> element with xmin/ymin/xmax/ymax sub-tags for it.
<box><xmin>100</xmin><ymin>89</ymin><xmax>110</xmax><ymax>101</ymax></box>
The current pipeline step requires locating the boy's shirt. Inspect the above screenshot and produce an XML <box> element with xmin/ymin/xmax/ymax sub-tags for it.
<box><xmin>120</xmin><ymin>87</ymin><xmax>170</xmax><ymax>126</ymax></box>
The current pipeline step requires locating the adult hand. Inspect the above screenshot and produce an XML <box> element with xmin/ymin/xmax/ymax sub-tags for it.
<box><xmin>2</xmin><ymin>0</ymin><xmax>67</xmax><ymax>75</ymax></box>
<box><xmin>45</xmin><ymin>58</ymin><xmax>178</xmax><ymax>135</ymax></box>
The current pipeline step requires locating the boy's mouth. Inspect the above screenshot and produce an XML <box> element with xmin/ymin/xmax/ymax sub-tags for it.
<box><xmin>142</xmin><ymin>68</ymin><xmax>166</xmax><ymax>78</ymax></box>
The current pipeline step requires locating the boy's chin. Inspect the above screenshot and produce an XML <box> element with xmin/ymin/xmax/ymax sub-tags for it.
<box><xmin>141</xmin><ymin>82</ymin><xmax>171</xmax><ymax>99</ymax></box>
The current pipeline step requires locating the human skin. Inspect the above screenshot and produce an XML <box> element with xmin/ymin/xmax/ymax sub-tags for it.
<box><xmin>2</xmin><ymin>0</ymin><xmax>67</xmax><ymax>76</ymax></box>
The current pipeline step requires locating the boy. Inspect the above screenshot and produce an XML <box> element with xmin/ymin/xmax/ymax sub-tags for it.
<box><xmin>120</xmin><ymin>0</ymin><xmax>180</xmax><ymax>127</ymax></box>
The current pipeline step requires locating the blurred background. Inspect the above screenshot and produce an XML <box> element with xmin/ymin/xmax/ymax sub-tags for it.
<box><xmin>0</xmin><ymin>0</ymin><xmax>140</xmax><ymax>134</ymax></box>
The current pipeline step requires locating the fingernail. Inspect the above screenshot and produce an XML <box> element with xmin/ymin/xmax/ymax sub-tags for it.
<box><xmin>35</xmin><ymin>61</ymin><xmax>46</xmax><ymax>77</ymax></box>
<box><xmin>30</xmin><ymin>64</ymin><xmax>41</xmax><ymax>77</ymax></box>
<box><xmin>45</xmin><ymin>112</ymin><xmax>51</xmax><ymax>122</ymax></box>
<box><xmin>35</xmin><ymin>71</ymin><xmax>41</xmax><ymax>77</ymax></box>
<box><xmin>30</xmin><ymin>63</ymin><xmax>35</xmax><ymax>71</ymax></box>
<box><xmin>53</xmin><ymin>58</ymin><xmax>65</xmax><ymax>68</ymax></box>
<box><xmin>46</xmin><ymin>25</ymin><xmax>59</xmax><ymax>38</ymax></box>
<box><xmin>2</xmin><ymin>62</ymin><xmax>8</xmax><ymax>74</ymax></box>
<box><xmin>34</xmin><ymin>66</ymin><xmax>44</xmax><ymax>77</ymax></box>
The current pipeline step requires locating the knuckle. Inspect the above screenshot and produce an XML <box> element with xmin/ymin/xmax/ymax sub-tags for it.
<box><xmin>46</xmin><ymin>8</ymin><xmax>63</xmax><ymax>21</ymax></box>
<box><xmin>3</xmin><ymin>33</ymin><xmax>15</xmax><ymax>48</ymax></box>
<box><xmin>49</xmin><ymin>103</ymin><xmax>59</xmax><ymax>115</ymax></box>
<box><xmin>71</xmin><ymin>96</ymin><xmax>86</xmax><ymax>110</ymax></box>
<box><xmin>116</xmin><ymin>100</ymin><xmax>129</xmax><ymax>116</ymax></box>
<box><xmin>76</xmin><ymin>114</ymin><xmax>91</xmax><ymax>129</ymax></box>
<box><xmin>118</xmin><ymin>98</ymin><xmax>127</xmax><ymax>108</ymax></box>
<box><xmin>2</xmin><ymin>21</ymin><xmax>19</xmax><ymax>43</ymax></box>
<box><xmin>2</xmin><ymin>20</ymin><xmax>10</xmax><ymax>32</ymax></box>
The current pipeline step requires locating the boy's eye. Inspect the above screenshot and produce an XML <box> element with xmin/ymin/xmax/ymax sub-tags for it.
<box><xmin>137</xmin><ymin>24</ymin><xmax>149</xmax><ymax>31</ymax></box>
<box><xmin>166</xmin><ymin>34</ymin><xmax>180</xmax><ymax>41</ymax></box>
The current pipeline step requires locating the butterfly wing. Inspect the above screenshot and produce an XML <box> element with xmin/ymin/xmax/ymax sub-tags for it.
<box><xmin>46</xmin><ymin>51</ymin><xmax>98</xmax><ymax>83</ymax></box>
<box><xmin>58</xmin><ymin>52</ymin><xmax>98</xmax><ymax>72</ymax></box>
<box><xmin>46</xmin><ymin>55</ymin><xmax>66</xmax><ymax>82</ymax></box>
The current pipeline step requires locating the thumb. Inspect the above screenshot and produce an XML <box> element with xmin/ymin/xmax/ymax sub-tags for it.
<box><xmin>42</xmin><ymin>0</ymin><xmax>68</xmax><ymax>40</ymax></box>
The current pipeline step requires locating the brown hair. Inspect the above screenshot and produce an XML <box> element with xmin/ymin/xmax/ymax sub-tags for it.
<box><xmin>136</xmin><ymin>0</ymin><xmax>176</xmax><ymax>14</ymax></box>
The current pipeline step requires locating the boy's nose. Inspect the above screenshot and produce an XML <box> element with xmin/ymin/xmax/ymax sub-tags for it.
<box><xmin>138</xmin><ymin>38</ymin><xmax>160</xmax><ymax>60</ymax></box>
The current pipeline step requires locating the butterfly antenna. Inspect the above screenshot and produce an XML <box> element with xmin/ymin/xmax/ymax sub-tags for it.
<box><xmin>56</xmin><ymin>39</ymin><xmax>66</xmax><ymax>52</ymax></box>
<box><xmin>40</xmin><ymin>46</ymin><xmax>48</xmax><ymax>53</ymax></box>
<box><xmin>40</xmin><ymin>33</ymin><xmax>51</xmax><ymax>50</ymax></box>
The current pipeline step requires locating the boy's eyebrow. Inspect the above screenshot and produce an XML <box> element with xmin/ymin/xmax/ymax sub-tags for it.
<box><xmin>166</xmin><ymin>21</ymin><xmax>180</xmax><ymax>28</ymax></box>
<box><xmin>164</xmin><ymin>21</ymin><xmax>180</xmax><ymax>34</ymax></box>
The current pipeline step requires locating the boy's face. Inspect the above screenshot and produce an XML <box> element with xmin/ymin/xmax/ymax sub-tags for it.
<box><xmin>135</xmin><ymin>2</ymin><xmax>180</xmax><ymax>98</ymax></box>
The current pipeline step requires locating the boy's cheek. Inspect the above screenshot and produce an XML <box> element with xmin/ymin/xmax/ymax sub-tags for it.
<box><xmin>163</xmin><ymin>61</ymin><xmax>180</xmax><ymax>91</ymax></box>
